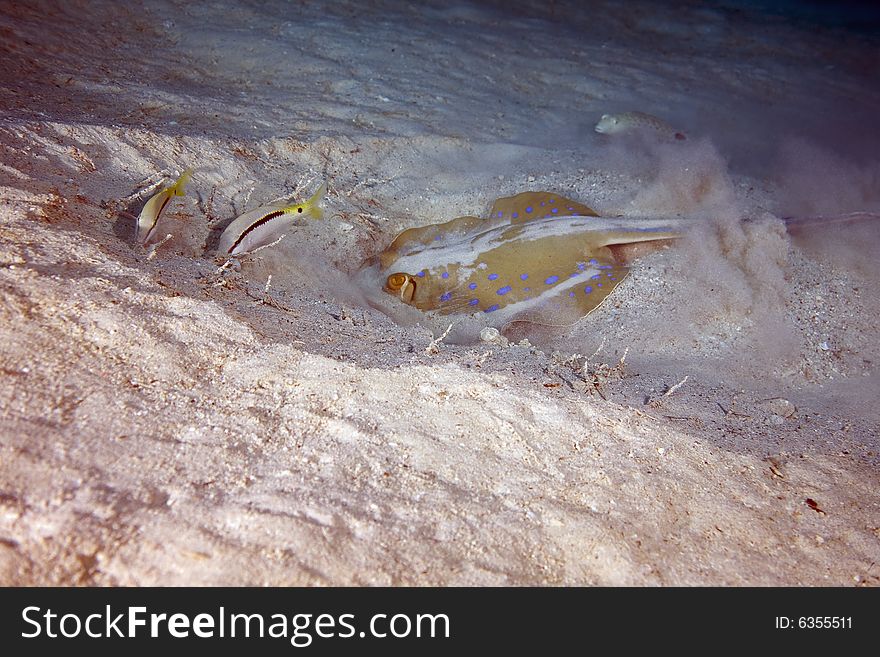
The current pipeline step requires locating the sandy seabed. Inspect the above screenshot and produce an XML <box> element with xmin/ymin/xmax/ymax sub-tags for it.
<box><xmin>0</xmin><ymin>0</ymin><xmax>879</xmax><ymax>585</ymax></box>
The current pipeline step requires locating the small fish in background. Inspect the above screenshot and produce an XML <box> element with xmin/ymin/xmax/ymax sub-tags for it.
<box><xmin>136</xmin><ymin>169</ymin><xmax>192</xmax><ymax>245</ymax></box>
<box><xmin>217</xmin><ymin>183</ymin><xmax>326</xmax><ymax>257</ymax></box>
<box><xmin>595</xmin><ymin>111</ymin><xmax>687</xmax><ymax>141</ymax></box>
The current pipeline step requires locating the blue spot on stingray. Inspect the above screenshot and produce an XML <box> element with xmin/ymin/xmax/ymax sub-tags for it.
<box><xmin>569</xmin><ymin>291</ymin><xmax>575</xmax><ymax>297</ymax></box>
<box><xmin>584</xmin><ymin>286</ymin><xmax>593</xmax><ymax>294</ymax></box>
<box><xmin>525</xmin><ymin>206</ymin><xmax>533</xmax><ymax>213</ymax></box>
<box><xmin>567</xmin><ymin>206</ymin><xmax>574</xmax><ymax>211</ymax></box>
<box><xmin>441</xmin><ymin>271</ymin><xmax>449</xmax><ymax>279</ymax></box>
<box><xmin>497</xmin><ymin>211</ymin><xmax>503</xmax><ymax>218</ymax></box>
<box><xmin>434</xmin><ymin>235</ymin><xmax>441</xmax><ymax>241</ymax></box>
<box><xmin>589</xmin><ymin>258</ymin><xmax>599</xmax><ymax>265</ymax></box>
<box><xmin>577</xmin><ymin>262</ymin><xmax>586</xmax><ymax>271</ymax></box>
<box><xmin>469</xmin><ymin>299</ymin><xmax>479</xmax><ymax>306</ymax></box>
<box><xmin>485</xmin><ymin>304</ymin><xmax>499</xmax><ymax>313</ymax></box>
<box><xmin>417</xmin><ymin>271</ymin><xmax>425</xmax><ymax>277</ymax></box>
<box><xmin>497</xmin><ymin>285</ymin><xmax>512</xmax><ymax>295</ymax></box>
<box><xmin>540</xmin><ymin>201</ymin><xmax>545</xmax><ymax>206</ymax></box>
<box><xmin>520</xmin><ymin>273</ymin><xmax>529</xmax><ymax>280</ymax></box>
<box><xmin>598</xmin><ymin>265</ymin><xmax>612</xmax><ymax>269</ymax></box>
<box><xmin>549</xmin><ymin>198</ymin><xmax>555</xmax><ymax>203</ymax></box>
<box><xmin>551</xmin><ymin>207</ymin><xmax>559</xmax><ymax>214</ymax></box>
<box><xmin>524</xmin><ymin>287</ymin><xmax>531</xmax><ymax>292</ymax></box>
<box><xmin>608</xmin><ymin>276</ymin><xmax>616</xmax><ymax>280</ymax></box>
<box><xmin>545</xmin><ymin>275</ymin><xmax>559</xmax><ymax>285</ymax></box>
<box><xmin>468</xmin><ymin>282</ymin><xmax>477</xmax><ymax>290</ymax></box>
<box><xmin>570</xmin><ymin>272</ymin><xmax>580</xmax><ymax>277</ymax></box>
<box><xmin>597</xmin><ymin>283</ymin><xmax>603</xmax><ymax>287</ymax></box>
<box><xmin>591</xmin><ymin>274</ymin><xmax>601</xmax><ymax>280</ymax></box>
<box><xmin>488</xmin><ymin>273</ymin><xmax>499</xmax><ymax>281</ymax></box>
<box><xmin>512</xmin><ymin>212</ymin><xmax>518</xmax><ymax>218</ymax></box>
<box><xmin>440</xmin><ymin>292</ymin><xmax>452</xmax><ymax>302</ymax></box>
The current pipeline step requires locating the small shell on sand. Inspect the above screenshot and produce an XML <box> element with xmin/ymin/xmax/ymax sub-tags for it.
<box><xmin>760</xmin><ymin>397</ymin><xmax>797</xmax><ymax>418</ymax></box>
<box><xmin>480</xmin><ymin>327</ymin><xmax>503</xmax><ymax>343</ymax></box>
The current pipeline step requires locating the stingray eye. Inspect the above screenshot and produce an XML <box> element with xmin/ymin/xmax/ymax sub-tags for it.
<box><xmin>297</xmin><ymin>207</ymin><xmax>303</xmax><ymax>213</ymax></box>
<box><xmin>386</xmin><ymin>273</ymin><xmax>408</xmax><ymax>290</ymax></box>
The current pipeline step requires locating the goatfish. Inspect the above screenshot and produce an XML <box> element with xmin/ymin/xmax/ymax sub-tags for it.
<box><xmin>135</xmin><ymin>169</ymin><xmax>192</xmax><ymax>244</ymax></box>
<box><xmin>595</xmin><ymin>111</ymin><xmax>686</xmax><ymax>141</ymax></box>
<box><xmin>217</xmin><ymin>183</ymin><xmax>326</xmax><ymax>256</ymax></box>
<box><xmin>357</xmin><ymin>190</ymin><xmax>685</xmax><ymax>332</ymax></box>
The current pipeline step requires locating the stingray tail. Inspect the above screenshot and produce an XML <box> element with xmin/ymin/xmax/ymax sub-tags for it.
<box><xmin>783</xmin><ymin>212</ymin><xmax>880</xmax><ymax>231</ymax></box>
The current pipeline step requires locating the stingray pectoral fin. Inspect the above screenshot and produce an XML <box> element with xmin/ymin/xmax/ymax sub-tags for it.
<box><xmin>489</xmin><ymin>191</ymin><xmax>599</xmax><ymax>221</ymax></box>
<box><xmin>380</xmin><ymin>215</ymin><xmax>483</xmax><ymax>269</ymax></box>
<box><xmin>506</xmin><ymin>264</ymin><xmax>630</xmax><ymax>328</ymax></box>
<box><xmin>392</xmin><ymin>215</ymin><xmax>484</xmax><ymax>247</ymax></box>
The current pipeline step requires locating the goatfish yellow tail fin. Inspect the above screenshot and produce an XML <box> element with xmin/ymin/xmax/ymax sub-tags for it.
<box><xmin>282</xmin><ymin>182</ymin><xmax>326</xmax><ymax>220</ymax></box>
<box><xmin>170</xmin><ymin>168</ymin><xmax>193</xmax><ymax>197</ymax></box>
<box><xmin>136</xmin><ymin>168</ymin><xmax>193</xmax><ymax>244</ymax></box>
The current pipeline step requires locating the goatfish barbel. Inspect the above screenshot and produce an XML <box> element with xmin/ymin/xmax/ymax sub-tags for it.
<box><xmin>217</xmin><ymin>183</ymin><xmax>326</xmax><ymax>257</ymax></box>
<box><xmin>136</xmin><ymin>169</ymin><xmax>192</xmax><ymax>244</ymax></box>
<box><xmin>357</xmin><ymin>190</ymin><xmax>686</xmax><ymax>331</ymax></box>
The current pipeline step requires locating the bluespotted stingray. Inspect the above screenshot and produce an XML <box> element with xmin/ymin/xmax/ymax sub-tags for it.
<box><xmin>357</xmin><ymin>191</ymin><xmax>686</xmax><ymax>332</ymax></box>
